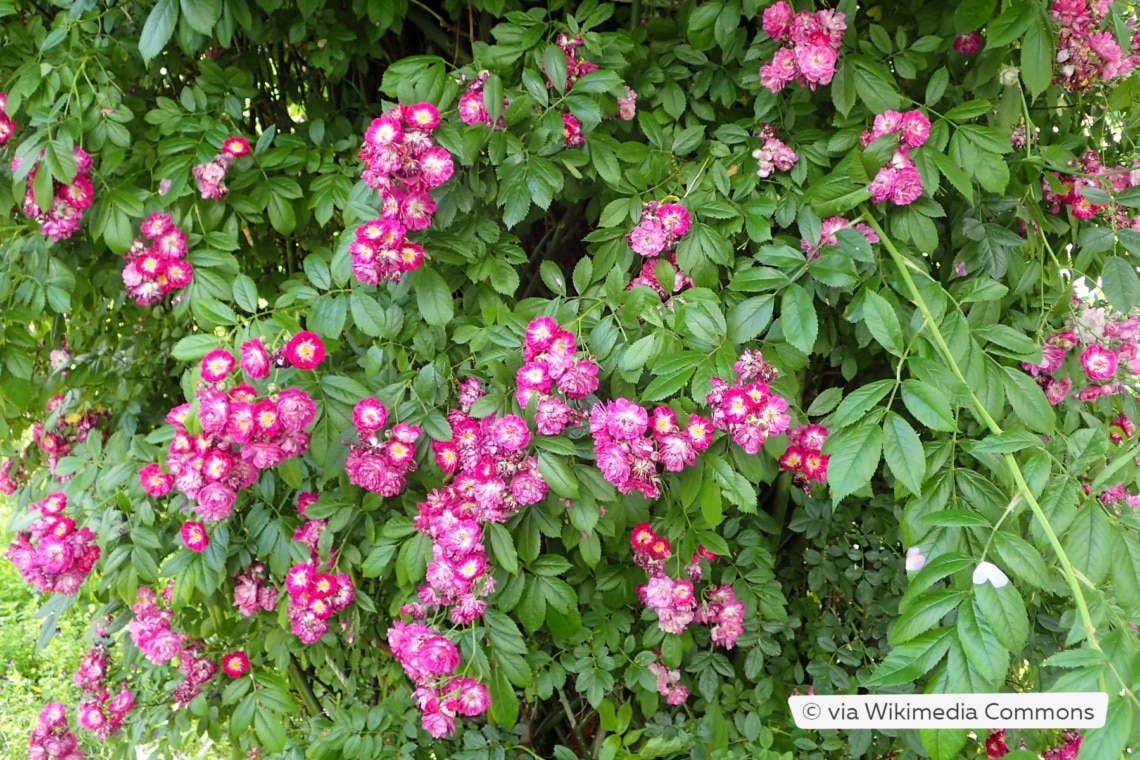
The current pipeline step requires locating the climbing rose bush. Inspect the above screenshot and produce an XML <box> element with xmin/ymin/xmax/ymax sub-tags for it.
<box><xmin>3</xmin><ymin>1</ymin><xmax>1140</xmax><ymax>759</ymax></box>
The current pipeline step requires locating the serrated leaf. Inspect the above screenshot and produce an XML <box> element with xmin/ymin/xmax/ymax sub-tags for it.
<box><xmin>824</xmin><ymin>415</ymin><xmax>883</xmax><ymax>506</ymax></box>
<box><xmin>890</xmin><ymin>589</ymin><xmax>968</xmax><ymax>645</ymax></box>
<box><xmin>781</xmin><ymin>283</ymin><xmax>818</xmax><ymax>354</ymax></box>
<box><xmin>974</xmin><ymin>582</ymin><xmax>1028</xmax><ymax>652</ymax></box>
<box><xmin>1101</xmin><ymin>256</ymin><xmax>1140</xmax><ymax>314</ymax></box>
<box><xmin>883</xmin><ymin>411</ymin><xmax>926</xmax><ymax>496</ymax></box>
<box><xmin>901</xmin><ymin>380</ymin><xmax>957</xmax><ymax>432</ymax></box>
<box><xmin>414</xmin><ymin>268</ymin><xmax>453</xmax><ymax>327</ymax></box>
<box><xmin>1064</xmin><ymin>504</ymin><xmax>1112</xmax><ymax>586</ymax></box>
<box><xmin>139</xmin><ymin>0</ymin><xmax>178</xmax><ymax>62</ymax></box>
<box><xmin>863</xmin><ymin>290</ymin><xmax>905</xmax><ymax>356</ymax></box>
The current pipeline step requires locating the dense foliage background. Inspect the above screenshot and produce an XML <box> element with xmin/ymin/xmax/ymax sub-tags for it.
<box><xmin>3</xmin><ymin>0</ymin><xmax>1140</xmax><ymax>758</ymax></box>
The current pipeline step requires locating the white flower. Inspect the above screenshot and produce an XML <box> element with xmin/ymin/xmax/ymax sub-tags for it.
<box><xmin>972</xmin><ymin>561</ymin><xmax>1010</xmax><ymax>588</ymax></box>
<box><xmin>905</xmin><ymin>546</ymin><xmax>927</xmax><ymax>572</ymax></box>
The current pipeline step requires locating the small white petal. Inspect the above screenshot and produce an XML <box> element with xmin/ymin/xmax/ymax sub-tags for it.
<box><xmin>972</xmin><ymin>561</ymin><xmax>1010</xmax><ymax>588</ymax></box>
<box><xmin>905</xmin><ymin>546</ymin><xmax>927</xmax><ymax>572</ymax></box>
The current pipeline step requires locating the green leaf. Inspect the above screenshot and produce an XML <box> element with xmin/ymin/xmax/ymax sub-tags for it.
<box><xmin>267</xmin><ymin>194</ymin><xmax>296</xmax><ymax>235</ymax></box>
<box><xmin>487</xmin><ymin>523</ymin><xmax>519</xmax><ymax>575</ymax></box>
<box><xmin>956</xmin><ymin>603</ymin><xmax>1007</xmax><ymax>684</ymax></box>
<box><xmin>171</xmin><ymin>334</ymin><xmax>221</xmax><ymax>361</ymax></box>
<box><xmin>883</xmin><ymin>411</ymin><xmax>926</xmax><ymax>496</ymax></box>
<box><xmin>972</xmin><ymin>150</ymin><xmax>1009</xmax><ymax>194</ymax></box>
<box><xmin>488</xmin><ymin>667</ymin><xmax>519</xmax><ymax>728</ymax></box>
<box><xmin>901</xmin><ymin>380</ymin><xmax>957</xmax><ymax>432</ymax></box>
<box><xmin>833</xmin><ymin>379</ymin><xmax>894</xmax><ymax>428</ymax></box>
<box><xmin>1077</xmin><ymin>696</ymin><xmax>1132</xmax><ymax>760</ymax></box>
<box><xmin>350</xmin><ymin>293</ymin><xmax>386</xmax><ymax>337</ymax></box>
<box><xmin>139</xmin><ymin>0</ymin><xmax>178</xmax><ymax>62</ymax></box>
<box><xmin>985</xmin><ymin>3</ymin><xmax>1035</xmax><ymax>48</ymax></box>
<box><xmin>824</xmin><ymin>414</ymin><xmax>883</xmax><ymax>506</ymax></box>
<box><xmin>1064</xmin><ymin>504</ymin><xmax>1112</xmax><ymax>586</ymax></box>
<box><xmin>180</xmin><ymin>0</ymin><xmax>220</xmax><ymax>35</ymax></box>
<box><xmin>890</xmin><ymin>589</ymin><xmax>968</xmax><ymax>645</ymax></box>
<box><xmin>991</xmin><ymin>531</ymin><xmax>1051</xmax><ymax>589</ymax></box>
<box><xmin>953</xmin><ymin>0</ymin><xmax>996</xmax><ymax>33</ymax></box>
<box><xmin>968</xmin><ymin>430</ymin><xmax>1042</xmax><ymax>455</ymax></box>
<box><xmin>862</xmin><ymin>290</ymin><xmax>905</xmax><ymax>356</ymax></box>
<box><xmin>191</xmin><ymin>297</ymin><xmax>238</xmax><ymax>328</ymax></box>
<box><xmin>863</xmin><ymin>628</ymin><xmax>954</xmax><ymax>688</ymax></box>
<box><xmin>1021</xmin><ymin>22</ymin><xmax>1053</xmax><ymax>99</ymax></box>
<box><xmin>727</xmin><ymin>296</ymin><xmax>774</xmax><ymax>343</ymax></box>
<box><xmin>1101</xmin><ymin>256</ymin><xmax>1140</xmax><ymax>314</ymax></box>
<box><xmin>974</xmin><ymin>583</ymin><xmax>1028</xmax><ymax>652</ymax></box>
<box><xmin>414</xmin><ymin>268</ymin><xmax>453</xmax><ymax>327</ymax></box>
<box><xmin>543</xmin><ymin>45</ymin><xmax>568</xmax><ymax>95</ymax></box>
<box><xmin>253</xmin><ymin>707</ymin><xmax>287</xmax><ymax>754</ymax></box>
<box><xmin>999</xmin><ymin>367</ymin><xmax>1054</xmax><ymax>434</ymax></box>
<box><xmin>925</xmin><ymin>67</ymin><xmax>949</xmax><ymax>105</ymax></box>
<box><xmin>232</xmin><ymin>274</ymin><xmax>259</xmax><ymax>313</ymax></box>
<box><xmin>781</xmin><ymin>283</ymin><xmax>818</xmax><ymax>354</ymax></box>
<box><xmin>1112</xmin><ymin>531</ymin><xmax>1140</xmax><ymax>615</ymax></box>
<box><xmin>921</xmin><ymin>729</ymin><xmax>969</xmax><ymax>760</ymax></box>
<box><xmin>537</xmin><ymin>452</ymin><xmax>579</xmax><ymax>498</ymax></box>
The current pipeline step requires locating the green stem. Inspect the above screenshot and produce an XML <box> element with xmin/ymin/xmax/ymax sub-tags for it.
<box><xmin>289</xmin><ymin>657</ymin><xmax>322</xmax><ymax>717</ymax></box>
<box><xmin>860</xmin><ymin>207</ymin><xmax>1109</xmax><ymax>686</ymax></box>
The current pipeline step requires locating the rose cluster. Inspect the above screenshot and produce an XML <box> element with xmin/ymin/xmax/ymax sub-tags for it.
<box><xmin>172</xmin><ymin>641</ymin><xmax>218</xmax><ymax>709</ymax></box>
<box><xmin>632</xmin><ymin>530</ymin><xmax>696</xmax><ymax>635</ymax></box>
<box><xmin>591</xmin><ymin>400</ymin><xmax>711</xmax><ymax>499</ymax></box>
<box><xmin>387</xmin><ymin>621</ymin><xmax>490</xmax><ymax>739</ymax></box>
<box><xmin>800</xmin><ymin>215</ymin><xmax>879</xmax><ymax>260</ymax></box>
<box><xmin>753</xmin><ymin>124</ymin><xmax>798</xmax><ymax>179</ymax></box>
<box><xmin>20</xmin><ymin>146</ymin><xmax>93</xmax><ymax>242</ymax></box>
<box><xmin>517</xmin><ymin>316</ymin><xmax>600</xmax><ymax>410</ymax></box>
<box><xmin>458</xmin><ymin>71</ymin><xmax>508</xmax><ymax>129</ymax></box>
<box><xmin>73</xmin><ymin>642</ymin><xmax>135</xmax><ymax>740</ymax></box>
<box><xmin>32</xmin><ymin>394</ymin><xmax>108</xmax><ymax>482</ymax></box>
<box><xmin>350</xmin><ymin>103</ymin><xmax>452</xmax><ymax>284</ymax></box>
<box><xmin>985</xmin><ymin>728</ymin><xmax>1082</xmax><ymax>759</ymax></box>
<box><xmin>631</xmin><ymin>524</ymin><xmax>744</xmax><ymax>649</ymax></box>
<box><xmin>1051</xmin><ymin>0</ymin><xmax>1139</xmax><ymax>92</ymax></box>
<box><xmin>626</xmin><ymin>201</ymin><xmax>692</xmax><ymax>258</ymax></box>
<box><xmin>416</xmin><ymin>406</ymin><xmax>547</xmax><ymax>623</ymax></box>
<box><xmin>758</xmin><ymin>1</ymin><xmax>846</xmax><ymax>92</ymax></box>
<box><xmin>191</xmin><ymin>137</ymin><xmax>250</xmax><ymax>200</ymax></box>
<box><xmin>627</xmin><ymin>254</ymin><xmax>693</xmax><ymax>303</ymax></box>
<box><xmin>121</xmin><ymin>213</ymin><xmax>193</xmax><ymax>306</ymax></box>
<box><xmin>648</xmin><ymin>658</ymin><xmax>689</xmax><ymax>706</ymax></box>
<box><xmin>1042</xmin><ymin>148</ymin><xmax>1140</xmax><ymax>224</ymax></box>
<box><xmin>283</xmin><ymin>562</ymin><xmax>355</xmax><ymax>644</ymax></box>
<box><xmin>345</xmin><ymin>398</ymin><xmax>421</xmax><ymax>497</ymax></box>
<box><xmin>0</xmin><ymin>91</ymin><xmax>13</xmax><ymax>146</ymax></box>
<box><xmin>617</xmin><ymin>86</ymin><xmax>638</xmax><ymax>120</ymax></box>
<box><xmin>28</xmin><ymin>703</ymin><xmax>83</xmax><ymax>760</ymax></box>
<box><xmin>862</xmin><ymin>109</ymin><xmax>930</xmax><ymax>207</ymax></box>
<box><xmin>778</xmin><ymin>424</ymin><xmax>830</xmax><ymax>489</ymax></box>
<box><xmin>126</xmin><ymin>585</ymin><xmax>185</xmax><ymax>665</ymax></box>
<box><xmin>706</xmin><ymin>359</ymin><xmax>792</xmax><ymax>456</ymax></box>
<box><xmin>141</xmin><ymin>337</ymin><xmax>321</xmax><ymax>521</ymax></box>
<box><xmin>5</xmin><ymin>493</ymin><xmax>100</xmax><ymax>595</ymax></box>
<box><xmin>694</xmin><ymin>584</ymin><xmax>746</xmax><ymax>649</ymax></box>
<box><xmin>1022</xmin><ymin>296</ymin><xmax>1140</xmax><ymax>405</ymax></box>
<box><xmin>0</xmin><ymin>456</ymin><xmax>25</xmax><ymax>494</ymax></box>
<box><xmin>232</xmin><ymin>561</ymin><xmax>279</xmax><ymax>617</ymax></box>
